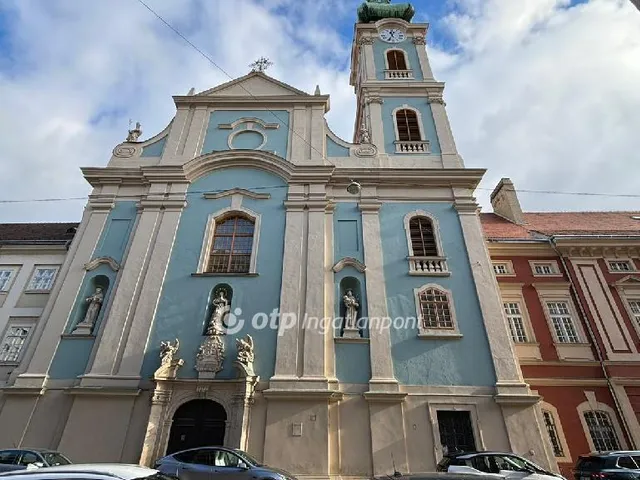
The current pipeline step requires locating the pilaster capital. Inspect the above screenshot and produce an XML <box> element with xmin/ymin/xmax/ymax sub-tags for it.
<box><xmin>454</xmin><ymin>200</ymin><xmax>479</xmax><ymax>214</ymax></box>
<box><xmin>359</xmin><ymin>201</ymin><xmax>382</xmax><ymax>214</ymax></box>
<box><xmin>283</xmin><ymin>200</ymin><xmax>306</xmax><ymax>212</ymax></box>
<box><xmin>357</xmin><ymin>36</ymin><xmax>375</xmax><ymax>46</ymax></box>
<box><xmin>151</xmin><ymin>387</ymin><xmax>172</xmax><ymax>405</ymax></box>
<box><xmin>88</xmin><ymin>194</ymin><xmax>116</xmax><ymax>211</ymax></box>
<box><xmin>412</xmin><ymin>34</ymin><xmax>427</xmax><ymax>45</ymax></box>
<box><xmin>138</xmin><ymin>195</ymin><xmax>187</xmax><ymax>212</ymax></box>
<box><xmin>366</xmin><ymin>96</ymin><xmax>384</xmax><ymax>105</ymax></box>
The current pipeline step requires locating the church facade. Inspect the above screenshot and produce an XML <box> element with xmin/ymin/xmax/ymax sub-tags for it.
<box><xmin>0</xmin><ymin>6</ymin><xmax>556</xmax><ymax>478</ymax></box>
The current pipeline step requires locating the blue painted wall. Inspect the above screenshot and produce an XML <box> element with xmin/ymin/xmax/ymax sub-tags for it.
<box><xmin>141</xmin><ymin>167</ymin><xmax>287</xmax><ymax>380</ymax></box>
<box><xmin>141</xmin><ymin>136</ymin><xmax>167</xmax><ymax>157</ymax></box>
<box><xmin>379</xmin><ymin>202</ymin><xmax>496</xmax><ymax>387</ymax></box>
<box><xmin>334</xmin><ymin>203</ymin><xmax>364</xmax><ymax>264</ymax></box>
<box><xmin>326</xmin><ymin>135</ymin><xmax>350</xmax><ymax>157</ymax></box>
<box><xmin>201</xmin><ymin>111</ymin><xmax>290</xmax><ymax>158</ymax></box>
<box><xmin>49</xmin><ymin>201</ymin><xmax>138</xmax><ymax>379</ymax></box>
<box><xmin>335</xmin><ymin>342</ymin><xmax>370</xmax><ymax>384</ymax></box>
<box><xmin>382</xmin><ymin>98</ymin><xmax>441</xmax><ymax>155</ymax></box>
<box><xmin>373</xmin><ymin>39</ymin><xmax>424</xmax><ymax>81</ymax></box>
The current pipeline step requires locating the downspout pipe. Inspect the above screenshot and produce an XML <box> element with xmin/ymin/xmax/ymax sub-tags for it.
<box><xmin>548</xmin><ymin>236</ymin><xmax>636</xmax><ymax>449</ymax></box>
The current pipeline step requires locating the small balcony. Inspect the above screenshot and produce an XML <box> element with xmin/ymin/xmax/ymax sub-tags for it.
<box><xmin>395</xmin><ymin>140</ymin><xmax>430</xmax><ymax>154</ymax></box>
<box><xmin>385</xmin><ymin>69</ymin><xmax>414</xmax><ymax>80</ymax></box>
<box><xmin>408</xmin><ymin>257</ymin><xmax>450</xmax><ymax>276</ymax></box>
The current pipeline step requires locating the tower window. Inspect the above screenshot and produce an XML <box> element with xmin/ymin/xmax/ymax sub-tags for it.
<box><xmin>419</xmin><ymin>287</ymin><xmax>453</xmax><ymax>330</ymax></box>
<box><xmin>395</xmin><ymin>109</ymin><xmax>421</xmax><ymax>141</ymax></box>
<box><xmin>386</xmin><ymin>50</ymin><xmax>407</xmax><ymax>70</ymax></box>
<box><xmin>207</xmin><ymin>215</ymin><xmax>255</xmax><ymax>274</ymax></box>
<box><xmin>409</xmin><ymin>216</ymin><xmax>438</xmax><ymax>257</ymax></box>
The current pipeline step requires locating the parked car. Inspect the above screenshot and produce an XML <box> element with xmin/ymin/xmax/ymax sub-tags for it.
<box><xmin>0</xmin><ymin>449</ymin><xmax>71</xmax><ymax>473</ymax></box>
<box><xmin>154</xmin><ymin>446</ymin><xmax>296</xmax><ymax>480</ymax></box>
<box><xmin>373</xmin><ymin>474</ymin><xmax>503</xmax><ymax>480</ymax></box>
<box><xmin>573</xmin><ymin>451</ymin><xmax>640</xmax><ymax>480</ymax></box>
<box><xmin>0</xmin><ymin>464</ymin><xmax>172</xmax><ymax>480</ymax></box>
<box><xmin>436</xmin><ymin>451</ymin><xmax>565</xmax><ymax>480</ymax></box>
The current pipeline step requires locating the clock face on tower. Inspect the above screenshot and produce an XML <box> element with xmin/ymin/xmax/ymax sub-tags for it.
<box><xmin>379</xmin><ymin>29</ymin><xmax>405</xmax><ymax>43</ymax></box>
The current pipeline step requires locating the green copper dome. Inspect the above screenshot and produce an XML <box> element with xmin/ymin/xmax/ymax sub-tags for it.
<box><xmin>357</xmin><ymin>0</ymin><xmax>415</xmax><ymax>23</ymax></box>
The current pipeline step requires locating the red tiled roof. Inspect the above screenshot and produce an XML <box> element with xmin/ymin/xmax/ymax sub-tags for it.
<box><xmin>481</xmin><ymin>212</ymin><xmax>640</xmax><ymax>240</ymax></box>
<box><xmin>0</xmin><ymin>223</ymin><xmax>79</xmax><ymax>243</ymax></box>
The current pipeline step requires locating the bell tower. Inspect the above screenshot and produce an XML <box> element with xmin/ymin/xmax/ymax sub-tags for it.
<box><xmin>350</xmin><ymin>11</ymin><xmax>463</xmax><ymax>168</ymax></box>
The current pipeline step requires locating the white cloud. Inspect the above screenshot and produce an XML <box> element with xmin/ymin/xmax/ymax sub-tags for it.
<box><xmin>0</xmin><ymin>0</ymin><xmax>638</xmax><ymax>222</ymax></box>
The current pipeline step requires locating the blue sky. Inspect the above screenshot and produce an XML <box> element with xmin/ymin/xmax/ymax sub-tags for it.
<box><xmin>0</xmin><ymin>0</ymin><xmax>639</xmax><ymax>222</ymax></box>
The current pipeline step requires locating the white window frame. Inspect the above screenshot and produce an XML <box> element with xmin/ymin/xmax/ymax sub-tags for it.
<box><xmin>503</xmin><ymin>300</ymin><xmax>529</xmax><ymax>343</ymax></box>
<box><xmin>25</xmin><ymin>266</ymin><xmax>59</xmax><ymax>292</ymax></box>
<box><xmin>383</xmin><ymin>48</ymin><xmax>411</xmax><ymax>70</ymax></box>
<box><xmin>626</xmin><ymin>298</ymin><xmax>640</xmax><ymax>328</ymax></box>
<box><xmin>196</xmin><ymin>206</ymin><xmax>261</xmax><ymax>275</ymax></box>
<box><xmin>0</xmin><ymin>318</ymin><xmax>36</xmax><ymax>365</ymax></box>
<box><xmin>404</xmin><ymin>210</ymin><xmax>444</xmax><ymax>257</ymax></box>
<box><xmin>500</xmin><ymin>284</ymin><xmax>541</xmax><ymax>360</ymax></box>
<box><xmin>0</xmin><ymin>266</ymin><xmax>19</xmax><ymax>293</ymax></box>
<box><xmin>535</xmin><ymin>284</ymin><xmax>593</xmax><ymax>360</ymax></box>
<box><xmin>530</xmin><ymin>260</ymin><xmax>562</xmax><ymax>277</ymax></box>
<box><xmin>492</xmin><ymin>261</ymin><xmax>515</xmax><ymax>277</ymax></box>
<box><xmin>607</xmin><ymin>259</ymin><xmax>637</xmax><ymax>274</ymax></box>
<box><xmin>540</xmin><ymin>401</ymin><xmax>572</xmax><ymax>463</ymax></box>
<box><xmin>392</xmin><ymin>105</ymin><xmax>427</xmax><ymax>142</ymax></box>
<box><xmin>577</xmin><ymin>394</ymin><xmax>626</xmax><ymax>452</ymax></box>
<box><xmin>414</xmin><ymin>283</ymin><xmax>461</xmax><ymax>338</ymax></box>
<box><xmin>613</xmin><ymin>276</ymin><xmax>640</xmax><ymax>341</ymax></box>
<box><xmin>545</xmin><ymin>300</ymin><xmax>581</xmax><ymax>343</ymax></box>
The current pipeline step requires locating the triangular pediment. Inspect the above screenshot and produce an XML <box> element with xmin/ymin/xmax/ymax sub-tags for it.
<box><xmin>198</xmin><ymin>72</ymin><xmax>310</xmax><ymax>97</ymax></box>
<box><xmin>614</xmin><ymin>275</ymin><xmax>640</xmax><ymax>286</ymax></box>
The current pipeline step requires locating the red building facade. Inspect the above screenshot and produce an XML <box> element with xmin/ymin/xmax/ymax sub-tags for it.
<box><xmin>482</xmin><ymin>179</ymin><xmax>640</xmax><ymax>477</ymax></box>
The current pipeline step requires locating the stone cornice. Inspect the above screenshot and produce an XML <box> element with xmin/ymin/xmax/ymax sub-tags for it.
<box><xmin>557</xmin><ymin>244</ymin><xmax>640</xmax><ymax>258</ymax></box>
<box><xmin>173</xmin><ymin>95</ymin><xmax>331</xmax><ymax>113</ymax></box>
<box><xmin>262</xmin><ymin>389</ymin><xmax>343</xmax><ymax>402</ymax></box>
<box><xmin>0</xmin><ymin>244</ymin><xmax>68</xmax><ymax>255</ymax></box>
<box><xmin>486</xmin><ymin>241</ymin><xmax>556</xmax><ymax>257</ymax></box>
<box><xmin>332</xmin><ymin>257</ymin><xmax>366</xmax><ymax>273</ymax></box>
<box><xmin>203</xmin><ymin>188</ymin><xmax>271</xmax><ymax>201</ymax></box>
<box><xmin>363</xmin><ymin>391</ymin><xmax>407</xmax><ymax>403</ymax></box>
<box><xmin>331</xmin><ymin>168</ymin><xmax>485</xmax><ymax>189</ymax></box>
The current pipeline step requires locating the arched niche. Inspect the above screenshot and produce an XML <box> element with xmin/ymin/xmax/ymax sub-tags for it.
<box><xmin>339</xmin><ymin>276</ymin><xmax>364</xmax><ymax>337</ymax></box>
<box><xmin>203</xmin><ymin>283</ymin><xmax>233</xmax><ymax>335</ymax></box>
<box><xmin>70</xmin><ymin>274</ymin><xmax>111</xmax><ymax>335</ymax></box>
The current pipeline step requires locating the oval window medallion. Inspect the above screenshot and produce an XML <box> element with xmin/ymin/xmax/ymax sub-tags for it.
<box><xmin>230</xmin><ymin>130</ymin><xmax>265</xmax><ymax>150</ymax></box>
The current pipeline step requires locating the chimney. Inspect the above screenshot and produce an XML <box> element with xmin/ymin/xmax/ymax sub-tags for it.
<box><xmin>490</xmin><ymin>178</ymin><xmax>525</xmax><ymax>224</ymax></box>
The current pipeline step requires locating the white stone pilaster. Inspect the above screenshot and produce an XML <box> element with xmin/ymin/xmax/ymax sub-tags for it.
<box><xmin>302</xmin><ymin>195</ymin><xmax>327</xmax><ymax>379</ymax></box>
<box><xmin>13</xmin><ymin>201</ymin><xmax>113</xmax><ymax>389</ymax></box>
<box><xmin>359</xmin><ymin>200</ymin><xmax>397</xmax><ymax>391</ymax></box>
<box><xmin>181</xmin><ymin>106</ymin><xmax>209</xmax><ymax>160</ymax></box>
<box><xmin>116</xmin><ymin>199</ymin><xmax>185</xmax><ymax>378</ymax></box>
<box><xmin>272</xmin><ymin>194</ymin><xmax>306</xmax><ymax>381</ymax></box>
<box><xmin>610</xmin><ymin>382</ymin><xmax>640</xmax><ymax>448</ymax></box>
<box><xmin>161</xmin><ymin>107</ymin><xmax>190</xmax><ymax>163</ymax></box>
<box><xmin>310</xmin><ymin>106</ymin><xmax>325</xmax><ymax>163</ymax></box>
<box><xmin>367</xmin><ymin>98</ymin><xmax>386</xmax><ymax>155</ymax></box>
<box><xmin>429</xmin><ymin>99</ymin><xmax>462</xmax><ymax>168</ymax></box>
<box><xmin>290</xmin><ymin>106</ymin><xmax>308</xmax><ymax>162</ymax></box>
<box><xmin>364</xmin><ymin>43</ymin><xmax>376</xmax><ymax>80</ymax></box>
<box><xmin>414</xmin><ymin>38</ymin><xmax>434</xmax><ymax>79</ymax></box>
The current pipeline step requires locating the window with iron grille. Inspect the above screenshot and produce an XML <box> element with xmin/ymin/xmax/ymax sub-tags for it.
<box><xmin>504</xmin><ymin>302</ymin><xmax>528</xmax><ymax>343</ymax></box>
<box><xmin>386</xmin><ymin>50</ymin><xmax>407</xmax><ymax>70</ymax></box>
<box><xmin>493</xmin><ymin>263</ymin><xmax>509</xmax><ymax>275</ymax></box>
<box><xmin>609</xmin><ymin>261</ymin><xmax>633</xmax><ymax>272</ymax></box>
<box><xmin>584</xmin><ymin>410</ymin><xmax>620</xmax><ymax>452</ymax></box>
<box><xmin>206</xmin><ymin>216</ymin><xmax>255</xmax><ymax>274</ymax></box>
<box><xmin>0</xmin><ymin>323</ymin><xmax>33</xmax><ymax>363</ymax></box>
<box><xmin>419</xmin><ymin>287</ymin><xmax>453</xmax><ymax>329</ymax></box>
<box><xmin>409</xmin><ymin>217</ymin><xmax>438</xmax><ymax>257</ymax></box>
<box><xmin>547</xmin><ymin>301</ymin><xmax>580</xmax><ymax>343</ymax></box>
<box><xmin>629</xmin><ymin>300</ymin><xmax>640</xmax><ymax>327</ymax></box>
<box><xmin>395</xmin><ymin>109</ymin><xmax>421</xmax><ymax>141</ymax></box>
<box><xmin>543</xmin><ymin>410</ymin><xmax>565</xmax><ymax>457</ymax></box>
<box><xmin>437</xmin><ymin>411</ymin><xmax>476</xmax><ymax>454</ymax></box>
<box><xmin>534</xmin><ymin>263</ymin><xmax>555</xmax><ymax>275</ymax></box>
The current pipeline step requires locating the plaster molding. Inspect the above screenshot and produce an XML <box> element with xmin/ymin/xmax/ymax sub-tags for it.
<box><xmin>560</xmin><ymin>245</ymin><xmax>640</xmax><ymax>258</ymax></box>
<box><xmin>83</xmin><ymin>256</ymin><xmax>121</xmax><ymax>272</ymax></box>
<box><xmin>403</xmin><ymin>210</ymin><xmax>444</xmax><ymax>257</ymax></box>
<box><xmin>353</xmin><ymin>144</ymin><xmax>378</xmax><ymax>157</ymax></box>
<box><xmin>112</xmin><ymin>144</ymin><xmax>141</xmax><ymax>158</ymax></box>
<box><xmin>227</xmin><ymin>128</ymin><xmax>267</xmax><ymax>151</ymax></box>
<box><xmin>218</xmin><ymin>117</ymin><xmax>280</xmax><ymax>130</ymax></box>
<box><xmin>332</xmin><ymin>257</ymin><xmax>366</xmax><ymax>273</ymax></box>
<box><xmin>412</xmin><ymin>34</ymin><xmax>426</xmax><ymax>45</ymax></box>
<box><xmin>203</xmin><ymin>188</ymin><xmax>271</xmax><ymax>201</ymax></box>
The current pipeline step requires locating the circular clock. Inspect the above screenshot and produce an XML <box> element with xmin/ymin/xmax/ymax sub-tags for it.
<box><xmin>380</xmin><ymin>29</ymin><xmax>405</xmax><ymax>43</ymax></box>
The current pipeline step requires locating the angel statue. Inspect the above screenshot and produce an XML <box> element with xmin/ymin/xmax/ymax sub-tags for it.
<box><xmin>206</xmin><ymin>290</ymin><xmax>230</xmax><ymax>336</ymax></box>
<box><xmin>235</xmin><ymin>335</ymin><xmax>256</xmax><ymax>377</ymax></box>
<box><xmin>155</xmin><ymin>339</ymin><xmax>184</xmax><ymax>380</ymax></box>
<box><xmin>160</xmin><ymin>339</ymin><xmax>179</xmax><ymax>365</ymax></box>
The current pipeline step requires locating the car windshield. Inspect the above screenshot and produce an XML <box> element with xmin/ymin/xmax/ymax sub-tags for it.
<box><xmin>41</xmin><ymin>452</ymin><xmax>71</xmax><ymax>466</ymax></box>
<box><xmin>233</xmin><ymin>449</ymin><xmax>260</xmax><ymax>466</ymax></box>
<box><xmin>505</xmin><ymin>455</ymin><xmax>549</xmax><ymax>474</ymax></box>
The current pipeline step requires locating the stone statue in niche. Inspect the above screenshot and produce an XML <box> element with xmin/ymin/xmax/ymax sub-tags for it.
<box><xmin>206</xmin><ymin>290</ymin><xmax>230</xmax><ymax>336</ymax></box>
<box><xmin>155</xmin><ymin>339</ymin><xmax>184</xmax><ymax>380</ymax></box>
<box><xmin>126</xmin><ymin>122</ymin><xmax>142</xmax><ymax>142</ymax></box>
<box><xmin>359</xmin><ymin>120</ymin><xmax>371</xmax><ymax>144</ymax></box>
<box><xmin>342</xmin><ymin>289</ymin><xmax>361</xmax><ymax>338</ymax></box>
<box><xmin>72</xmin><ymin>286</ymin><xmax>104</xmax><ymax>335</ymax></box>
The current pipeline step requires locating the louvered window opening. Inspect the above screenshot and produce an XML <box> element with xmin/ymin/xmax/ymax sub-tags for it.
<box><xmin>410</xmin><ymin>217</ymin><xmax>438</xmax><ymax>257</ymax></box>
<box><xmin>207</xmin><ymin>216</ymin><xmax>254</xmax><ymax>274</ymax></box>
<box><xmin>396</xmin><ymin>109</ymin><xmax>421</xmax><ymax>141</ymax></box>
<box><xmin>387</xmin><ymin>50</ymin><xmax>407</xmax><ymax>70</ymax></box>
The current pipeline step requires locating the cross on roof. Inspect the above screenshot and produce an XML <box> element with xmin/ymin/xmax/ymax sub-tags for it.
<box><xmin>249</xmin><ymin>57</ymin><xmax>273</xmax><ymax>73</ymax></box>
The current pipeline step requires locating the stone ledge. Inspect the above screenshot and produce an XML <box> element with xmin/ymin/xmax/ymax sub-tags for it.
<box><xmin>262</xmin><ymin>389</ymin><xmax>343</xmax><ymax>402</ymax></box>
<box><xmin>363</xmin><ymin>391</ymin><xmax>407</xmax><ymax>403</ymax></box>
<box><xmin>64</xmin><ymin>386</ymin><xmax>141</xmax><ymax>397</ymax></box>
<box><xmin>191</xmin><ymin>273</ymin><xmax>259</xmax><ymax>277</ymax></box>
<box><xmin>334</xmin><ymin>337</ymin><xmax>369</xmax><ymax>344</ymax></box>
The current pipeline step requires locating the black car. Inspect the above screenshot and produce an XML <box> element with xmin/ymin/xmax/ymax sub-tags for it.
<box><xmin>574</xmin><ymin>452</ymin><xmax>640</xmax><ymax>480</ymax></box>
<box><xmin>0</xmin><ymin>449</ymin><xmax>71</xmax><ymax>473</ymax></box>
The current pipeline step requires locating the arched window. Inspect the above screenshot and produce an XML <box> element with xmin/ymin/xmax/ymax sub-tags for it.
<box><xmin>583</xmin><ymin>410</ymin><xmax>621</xmax><ymax>452</ymax></box>
<box><xmin>206</xmin><ymin>215</ymin><xmax>255</xmax><ymax>273</ymax></box>
<box><xmin>386</xmin><ymin>50</ymin><xmax>407</xmax><ymax>70</ymax></box>
<box><xmin>395</xmin><ymin>109</ymin><xmax>421</xmax><ymax>142</ymax></box>
<box><xmin>410</xmin><ymin>216</ymin><xmax>438</xmax><ymax>257</ymax></box>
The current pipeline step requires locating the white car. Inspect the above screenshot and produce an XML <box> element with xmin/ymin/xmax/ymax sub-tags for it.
<box><xmin>0</xmin><ymin>464</ymin><xmax>174</xmax><ymax>480</ymax></box>
<box><xmin>436</xmin><ymin>451</ymin><xmax>566</xmax><ymax>480</ymax></box>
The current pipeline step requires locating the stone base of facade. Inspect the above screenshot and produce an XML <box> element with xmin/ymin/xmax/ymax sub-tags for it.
<box><xmin>0</xmin><ymin>381</ymin><xmax>555</xmax><ymax>476</ymax></box>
